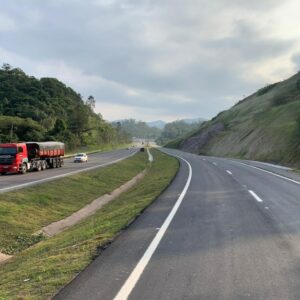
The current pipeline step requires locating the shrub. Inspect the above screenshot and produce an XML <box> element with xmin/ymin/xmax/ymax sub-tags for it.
<box><xmin>257</xmin><ymin>83</ymin><xmax>278</xmax><ymax>96</ymax></box>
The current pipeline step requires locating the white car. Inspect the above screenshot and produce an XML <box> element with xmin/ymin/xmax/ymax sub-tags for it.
<box><xmin>74</xmin><ymin>153</ymin><xmax>88</xmax><ymax>163</ymax></box>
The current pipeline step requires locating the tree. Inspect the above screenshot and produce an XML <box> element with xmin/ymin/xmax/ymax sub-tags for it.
<box><xmin>1</xmin><ymin>63</ymin><xmax>11</xmax><ymax>71</ymax></box>
<box><xmin>0</xmin><ymin>66</ymin><xmax>124</xmax><ymax>148</ymax></box>
<box><xmin>86</xmin><ymin>95</ymin><xmax>96</xmax><ymax>110</ymax></box>
<box><xmin>156</xmin><ymin>120</ymin><xmax>202</xmax><ymax>145</ymax></box>
<box><xmin>52</xmin><ymin>118</ymin><xmax>67</xmax><ymax>135</ymax></box>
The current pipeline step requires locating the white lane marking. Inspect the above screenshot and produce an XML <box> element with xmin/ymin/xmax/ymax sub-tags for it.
<box><xmin>147</xmin><ymin>148</ymin><xmax>153</xmax><ymax>162</ymax></box>
<box><xmin>0</xmin><ymin>151</ymin><xmax>137</xmax><ymax>193</ymax></box>
<box><xmin>213</xmin><ymin>162</ymin><xmax>217</xmax><ymax>166</ymax></box>
<box><xmin>249</xmin><ymin>190</ymin><xmax>263</xmax><ymax>203</ymax></box>
<box><xmin>114</xmin><ymin>155</ymin><xmax>192</xmax><ymax>300</ymax></box>
<box><xmin>246</xmin><ymin>160</ymin><xmax>291</xmax><ymax>170</ymax></box>
<box><xmin>234</xmin><ymin>161</ymin><xmax>300</xmax><ymax>186</ymax></box>
<box><xmin>202</xmin><ymin>158</ymin><xmax>206</xmax><ymax>161</ymax></box>
<box><xmin>226</xmin><ymin>170</ymin><xmax>232</xmax><ymax>175</ymax></box>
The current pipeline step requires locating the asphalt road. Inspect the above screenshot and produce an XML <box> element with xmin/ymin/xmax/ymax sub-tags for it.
<box><xmin>55</xmin><ymin>149</ymin><xmax>300</xmax><ymax>300</ymax></box>
<box><xmin>0</xmin><ymin>148</ymin><xmax>136</xmax><ymax>193</ymax></box>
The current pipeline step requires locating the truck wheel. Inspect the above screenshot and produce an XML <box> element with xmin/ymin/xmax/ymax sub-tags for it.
<box><xmin>21</xmin><ymin>163</ymin><xmax>27</xmax><ymax>174</ymax></box>
<box><xmin>36</xmin><ymin>161</ymin><xmax>42</xmax><ymax>172</ymax></box>
<box><xmin>53</xmin><ymin>159</ymin><xmax>57</xmax><ymax>168</ymax></box>
<box><xmin>1</xmin><ymin>172</ymin><xmax>6</xmax><ymax>175</ymax></box>
<box><xmin>41</xmin><ymin>161</ymin><xmax>47</xmax><ymax>170</ymax></box>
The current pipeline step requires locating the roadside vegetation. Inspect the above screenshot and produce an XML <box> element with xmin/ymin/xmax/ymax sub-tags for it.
<box><xmin>112</xmin><ymin>119</ymin><xmax>162</xmax><ymax>139</ymax></box>
<box><xmin>65</xmin><ymin>143</ymin><xmax>131</xmax><ymax>157</ymax></box>
<box><xmin>0</xmin><ymin>152</ymin><xmax>147</xmax><ymax>255</ymax></box>
<box><xmin>0</xmin><ymin>149</ymin><xmax>178</xmax><ymax>299</ymax></box>
<box><xmin>112</xmin><ymin>118</ymin><xmax>204</xmax><ymax>147</ymax></box>
<box><xmin>156</xmin><ymin>119</ymin><xmax>203</xmax><ymax>145</ymax></box>
<box><xmin>0</xmin><ymin>64</ymin><xmax>130</xmax><ymax>150</ymax></box>
<box><xmin>170</xmin><ymin>72</ymin><xmax>300</xmax><ymax>167</ymax></box>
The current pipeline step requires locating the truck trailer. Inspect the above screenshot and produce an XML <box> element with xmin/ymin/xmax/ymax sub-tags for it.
<box><xmin>0</xmin><ymin>141</ymin><xmax>65</xmax><ymax>175</ymax></box>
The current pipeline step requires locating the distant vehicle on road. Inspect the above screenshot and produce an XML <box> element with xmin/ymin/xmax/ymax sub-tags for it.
<box><xmin>74</xmin><ymin>153</ymin><xmax>88</xmax><ymax>163</ymax></box>
<box><xmin>0</xmin><ymin>141</ymin><xmax>65</xmax><ymax>175</ymax></box>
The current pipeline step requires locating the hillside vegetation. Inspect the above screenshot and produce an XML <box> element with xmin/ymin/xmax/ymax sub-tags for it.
<box><xmin>112</xmin><ymin>119</ymin><xmax>162</xmax><ymax>139</ymax></box>
<box><xmin>113</xmin><ymin>119</ymin><xmax>203</xmax><ymax>145</ymax></box>
<box><xmin>170</xmin><ymin>72</ymin><xmax>300</xmax><ymax>166</ymax></box>
<box><xmin>0</xmin><ymin>64</ymin><xmax>129</xmax><ymax>150</ymax></box>
<box><xmin>156</xmin><ymin>119</ymin><xmax>203</xmax><ymax>145</ymax></box>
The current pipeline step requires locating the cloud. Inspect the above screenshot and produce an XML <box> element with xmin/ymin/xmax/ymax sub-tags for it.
<box><xmin>0</xmin><ymin>13</ymin><xmax>17</xmax><ymax>32</ymax></box>
<box><xmin>1</xmin><ymin>0</ymin><xmax>300</xmax><ymax>121</ymax></box>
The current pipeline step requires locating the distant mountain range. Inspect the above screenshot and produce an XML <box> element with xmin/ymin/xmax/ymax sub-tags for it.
<box><xmin>146</xmin><ymin>120</ymin><xmax>166</xmax><ymax>129</ymax></box>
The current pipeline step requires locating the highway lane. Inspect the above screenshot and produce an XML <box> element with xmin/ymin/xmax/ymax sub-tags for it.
<box><xmin>207</xmin><ymin>155</ymin><xmax>300</xmax><ymax>183</ymax></box>
<box><xmin>0</xmin><ymin>148</ymin><xmax>136</xmax><ymax>192</ymax></box>
<box><xmin>55</xmin><ymin>148</ymin><xmax>300</xmax><ymax>300</ymax></box>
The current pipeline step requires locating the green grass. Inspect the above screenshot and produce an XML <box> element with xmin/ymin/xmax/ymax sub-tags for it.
<box><xmin>0</xmin><ymin>149</ymin><xmax>179</xmax><ymax>299</ymax></box>
<box><xmin>0</xmin><ymin>152</ymin><xmax>147</xmax><ymax>255</ymax></box>
<box><xmin>65</xmin><ymin>143</ymin><xmax>131</xmax><ymax>157</ymax></box>
<box><xmin>172</xmin><ymin>72</ymin><xmax>300</xmax><ymax>167</ymax></box>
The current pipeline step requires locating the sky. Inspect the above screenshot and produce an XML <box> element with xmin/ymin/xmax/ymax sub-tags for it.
<box><xmin>1</xmin><ymin>0</ymin><xmax>300</xmax><ymax>122</ymax></box>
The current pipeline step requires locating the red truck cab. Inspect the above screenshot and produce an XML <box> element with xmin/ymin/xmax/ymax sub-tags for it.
<box><xmin>0</xmin><ymin>143</ymin><xmax>28</xmax><ymax>175</ymax></box>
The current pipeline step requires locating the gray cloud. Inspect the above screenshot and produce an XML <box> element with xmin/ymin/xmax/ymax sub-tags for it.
<box><xmin>0</xmin><ymin>0</ymin><xmax>299</xmax><ymax>121</ymax></box>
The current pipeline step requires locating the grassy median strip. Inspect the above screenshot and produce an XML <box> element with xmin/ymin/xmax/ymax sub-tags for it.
<box><xmin>0</xmin><ymin>150</ymin><xmax>178</xmax><ymax>299</ymax></box>
<box><xmin>0</xmin><ymin>152</ymin><xmax>147</xmax><ymax>255</ymax></box>
<box><xmin>65</xmin><ymin>143</ymin><xmax>131</xmax><ymax>157</ymax></box>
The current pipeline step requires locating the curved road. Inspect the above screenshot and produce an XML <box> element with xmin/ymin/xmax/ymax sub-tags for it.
<box><xmin>0</xmin><ymin>148</ymin><xmax>137</xmax><ymax>193</ymax></box>
<box><xmin>56</xmin><ymin>148</ymin><xmax>300</xmax><ymax>300</ymax></box>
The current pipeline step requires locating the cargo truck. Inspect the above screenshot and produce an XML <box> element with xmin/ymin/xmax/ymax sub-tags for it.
<box><xmin>0</xmin><ymin>142</ymin><xmax>65</xmax><ymax>175</ymax></box>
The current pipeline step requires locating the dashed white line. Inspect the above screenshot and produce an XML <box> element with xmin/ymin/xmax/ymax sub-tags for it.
<box><xmin>114</xmin><ymin>154</ymin><xmax>192</xmax><ymax>300</ymax></box>
<box><xmin>213</xmin><ymin>162</ymin><xmax>218</xmax><ymax>166</ymax></box>
<box><xmin>226</xmin><ymin>170</ymin><xmax>232</xmax><ymax>175</ymax></box>
<box><xmin>249</xmin><ymin>190</ymin><xmax>263</xmax><ymax>203</ymax></box>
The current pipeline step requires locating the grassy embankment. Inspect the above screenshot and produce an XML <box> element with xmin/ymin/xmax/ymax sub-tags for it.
<box><xmin>65</xmin><ymin>143</ymin><xmax>131</xmax><ymax>157</ymax></box>
<box><xmin>169</xmin><ymin>72</ymin><xmax>300</xmax><ymax>166</ymax></box>
<box><xmin>0</xmin><ymin>149</ymin><xmax>178</xmax><ymax>299</ymax></box>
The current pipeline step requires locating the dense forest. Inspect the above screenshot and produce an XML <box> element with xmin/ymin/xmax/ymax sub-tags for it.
<box><xmin>112</xmin><ymin>119</ymin><xmax>162</xmax><ymax>139</ymax></box>
<box><xmin>0</xmin><ymin>64</ymin><xmax>130</xmax><ymax>150</ymax></box>
<box><xmin>156</xmin><ymin>120</ymin><xmax>203</xmax><ymax>145</ymax></box>
<box><xmin>112</xmin><ymin>118</ymin><xmax>203</xmax><ymax>145</ymax></box>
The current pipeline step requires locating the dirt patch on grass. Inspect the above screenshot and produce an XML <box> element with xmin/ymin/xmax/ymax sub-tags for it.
<box><xmin>0</xmin><ymin>252</ymin><xmax>12</xmax><ymax>264</ymax></box>
<box><xmin>39</xmin><ymin>169</ymin><xmax>147</xmax><ymax>237</ymax></box>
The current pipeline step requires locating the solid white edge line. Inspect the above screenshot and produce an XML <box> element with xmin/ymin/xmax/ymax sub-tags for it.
<box><xmin>226</xmin><ymin>170</ymin><xmax>232</xmax><ymax>175</ymax></box>
<box><xmin>113</xmin><ymin>154</ymin><xmax>192</xmax><ymax>300</ymax></box>
<box><xmin>234</xmin><ymin>161</ymin><xmax>300</xmax><ymax>186</ymax></box>
<box><xmin>0</xmin><ymin>151</ymin><xmax>137</xmax><ymax>193</ymax></box>
<box><xmin>249</xmin><ymin>190</ymin><xmax>263</xmax><ymax>202</ymax></box>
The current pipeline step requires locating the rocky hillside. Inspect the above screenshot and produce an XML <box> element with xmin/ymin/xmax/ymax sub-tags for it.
<box><xmin>169</xmin><ymin>72</ymin><xmax>300</xmax><ymax>166</ymax></box>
